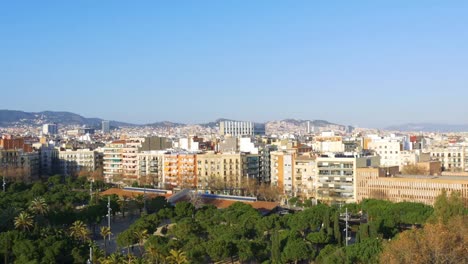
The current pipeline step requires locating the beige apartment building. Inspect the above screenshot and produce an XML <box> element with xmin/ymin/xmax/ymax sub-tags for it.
<box><xmin>137</xmin><ymin>151</ymin><xmax>164</xmax><ymax>187</ymax></box>
<box><xmin>294</xmin><ymin>155</ymin><xmax>315</xmax><ymax>199</ymax></box>
<box><xmin>429</xmin><ymin>146</ymin><xmax>467</xmax><ymax>172</ymax></box>
<box><xmin>356</xmin><ymin>167</ymin><xmax>468</xmax><ymax>206</ymax></box>
<box><xmin>58</xmin><ymin>149</ymin><xmax>99</xmax><ymax>176</ymax></box>
<box><xmin>196</xmin><ymin>152</ymin><xmax>243</xmax><ymax>191</ymax></box>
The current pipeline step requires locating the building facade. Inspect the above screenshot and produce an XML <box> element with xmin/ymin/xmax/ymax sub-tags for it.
<box><xmin>219</xmin><ymin>121</ymin><xmax>266</xmax><ymax>136</ymax></box>
<box><xmin>315</xmin><ymin>154</ymin><xmax>380</xmax><ymax>204</ymax></box>
<box><xmin>356</xmin><ymin>167</ymin><xmax>468</xmax><ymax>206</ymax></box>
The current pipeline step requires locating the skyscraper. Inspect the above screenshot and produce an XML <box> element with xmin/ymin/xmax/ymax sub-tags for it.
<box><xmin>102</xmin><ymin>120</ymin><xmax>110</xmax><ymax>134</ymax></box>
<box><xmin>42</xmin><ymin>123</ymin><xmax>58</xmax><ymax>135</ymax></box>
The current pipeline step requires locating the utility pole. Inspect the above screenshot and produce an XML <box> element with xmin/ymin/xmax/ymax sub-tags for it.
<box><xmin>107</xmin><ymin>196</ymin><xmax>111</xmax><ymax>241</ymax></box>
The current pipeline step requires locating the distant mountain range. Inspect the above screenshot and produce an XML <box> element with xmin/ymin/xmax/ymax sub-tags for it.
<box><xmin>0</xmin><ymin>110</ymin><xmax>349</xmax><ymax>132</ymax></box>
<box><xmin>385</xmin><ymin>123</ymin><xmax>468</xmax><ymax>132</ymax></box>
<box><xmin>0</xmin><ymin>110</ymin><xmax>133</xmax><ymax>128</ymax></box>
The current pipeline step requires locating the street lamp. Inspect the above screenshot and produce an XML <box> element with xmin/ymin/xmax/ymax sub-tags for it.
<box><xmin>107</xmin><ymin>196</ymin><xmax>111</xmax><ymax>241</ymax></box>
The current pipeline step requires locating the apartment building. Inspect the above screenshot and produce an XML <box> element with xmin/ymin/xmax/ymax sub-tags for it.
<box><xmin>0</xmin><ymin>149</ymin><xmax>39</xmax><ymax>182</ymax></box>
<box><xmin>271</xmin><ymin>151</ymin><xmax>295</xmax><ymax>196</ymax></box>
<box><xmin>356</xmin><ymin>167</ymin><xmax>468</xmax><ymax>206</ymax></box>
<box><xmin>316</xmin><ymin>154</ymin><xmax>380</xmax><ymax>204</ymax></box>
<box><xmin>196</xmin><ymin>152</ymin><xmax>243</xmax><ymax>191</ymax></box>
<box><xmin>122</xmin><ymin>138</ymin><xmax>144</xmax><ymax>183</ymax></box>
<box><xmin>367</xmin><ymin>136</ymin><xmax>403</xmax><ymax>167</ymax></box>
<box><xmin>103</xmin><ymin>140</ymin><xmax>125</xmax><ymax>183</ymax></box>
<box><xmin>429</xmin><ymin>146</ymin><xmax>467</xmax><ymax>172</ymax></box>
<box><xmin>313</xmin><ymin>132</ymin><xmax>344</xmax><ymax>153</ymax></box>
<box><xmin>58</xmin><ymin>149</ymin><xmax>99</xmax><ymax>176</ymax></box>
<box><xmin>219</xmin><ymin>121</ymin><xmax>266</xmax><ymax>136</ymax></box>
<box><xmin>163</xmin><ymin>152</ymin><xmax>197</xmax><ymax>189</ymax></box>
<box><xmin>137</xmin><ymin>151</ymin><xmax>164</xmax><ymax>187</ymax></box>
<box><xmin>294</xmin><ymin>155</ymin><xmax>316</xmax><ymax>198</ymax></box>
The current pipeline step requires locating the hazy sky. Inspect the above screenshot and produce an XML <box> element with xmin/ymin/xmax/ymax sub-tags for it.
<box><xmin>1</xmin><ymin>1</ymin><xmax>467</xmax><ymax>127</ymax></box>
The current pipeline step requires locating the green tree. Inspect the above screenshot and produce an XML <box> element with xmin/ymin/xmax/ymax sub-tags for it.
<box><xmin>100</xmin><ymin>226</ymin><xmax>112</xmax><ymax>255</ymax></box>
<box><xmin>333</xmin><ymin>212</ymin><xmax>341</xmax><ymax>245</ymax></box>
<box><xmin>69</xmin><ymin>220</ymin><xmax>90</xmax><ymax>242</ymax></box>
<box><xmin>282</xmin><ymin>236</ymin><xmax>311</xmax><ymax>264</ymax></box>
<box><xmin>134</xmin><ymin>229</ymin><xmax>149</xmax><ymax>254</ymax></box>
<box><xmin>431</xmin><ymin>190</ymin><xmax>464</xmax><ymax>224</ymax></box>
<box><xmin>29</xmin><ymin>196</ymin><xmax>49</xmax><ymax>216</ymax></box>
<box><xmin>14</xmin><ymin>211</ymin><xmax>34</xmax><ymax>232</ymax></box>
<box><xmin>166</xmin><ymin>249</ymin><xmax>189</xmax><ymax>264</ymax></box>
<box><xmin>174</xmin><ymin>201</ymin><xmax>195</xmax><ymax>220</ymax></box>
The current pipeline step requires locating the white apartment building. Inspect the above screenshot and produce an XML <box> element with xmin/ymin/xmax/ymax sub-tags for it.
<box><xmin>429</xmin><ymin>146</ymin><xmax>467</xmax><ymax>172</ymax></box>
<box><xmin>219</xmin><ymin>121</ymin><xmax>265</xmax><ymax>136</ymax></box>
<box><xmin>313</xmin><ymin>132</ymin><xmax>344</xmax><ymax>153</ymax></box>
<box><xmin>315</xmin><ymin>154</ymin><xmax>380</xmax><ymax>204</ymax></box>
<box><xmin>103</xmin><ymin>140</ymin><xmax>125</xmax><ymax>183</ymax></box>
<box><xmin>367</xmin><ymin>136</ymin><xmax>403</xmax><ymax>167</ymax></box>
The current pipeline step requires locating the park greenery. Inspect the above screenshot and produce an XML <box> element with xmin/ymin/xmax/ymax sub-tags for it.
<box><xmin>0</xmin><ymin>175</ymin><xmax>466</xmax><ymax>264</ymax></box>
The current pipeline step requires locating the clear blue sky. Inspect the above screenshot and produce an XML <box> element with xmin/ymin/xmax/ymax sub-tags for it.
<box><xmin>1</xmin><ymin>1</ymin><xmax>467</xmax><ymax>127</ymax></box>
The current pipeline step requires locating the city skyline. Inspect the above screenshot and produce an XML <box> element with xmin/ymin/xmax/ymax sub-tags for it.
<box><xmin>1</xmin><ymin>1</ymin><xmax>468</xmax><ymax>127</ymax></box>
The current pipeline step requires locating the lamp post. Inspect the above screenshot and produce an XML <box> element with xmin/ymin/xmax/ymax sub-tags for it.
<box><xmin>107</xmin><ymin>196</ymin><xmax>111</xmax><ymax>241</ymax></box>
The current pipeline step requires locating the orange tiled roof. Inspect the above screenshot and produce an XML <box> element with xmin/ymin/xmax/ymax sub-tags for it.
<box><xmin>100</xmin><ymin>188</ymin><xmax>171</xmax><ymax>199</ymax></box>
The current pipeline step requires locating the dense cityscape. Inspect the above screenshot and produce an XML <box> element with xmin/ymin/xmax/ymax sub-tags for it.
<box><xmin>2</xmin><ymin>1</ymin><xmax>468</xmax><ymax>263</ymax></box>
<box><xmin>0</xmin><ymin>114</ymin><xmax>467</xmax><ymax>263</ymax></box>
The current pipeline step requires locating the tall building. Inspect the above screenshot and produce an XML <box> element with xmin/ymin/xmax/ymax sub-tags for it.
<box><xmin>315</xmin><ymin>154</ymin><xmax>380</xmax><ymax>204</ymax></box>
<box><xmin>102</xmin><ymin>120</ymin><xmax>110</xmax><ymax>134</ymax></box>
<box><xmin>42</xmin><ymin>124</ymin><xmax>58</xmax><ymax>135</ymax></box>
<box><xmin>219</xmin><ymin>121</ymin><xmax>266</xmax><ymax>136</ymax></box>
<box><xmin>102</xmin><ymin>140</ymin><xmax>125</xmax><ymax>183</ymax></box>
<box><xmin>271</xmin><ymin>151</ymin><xmax>295</xmax><ymax>196</ymax></box>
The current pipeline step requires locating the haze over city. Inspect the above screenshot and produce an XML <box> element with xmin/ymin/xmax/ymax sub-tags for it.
<box><xmin>1</xmin><ymin>1</ymin><xmax>468</xmax><ymax>127</ymax></box>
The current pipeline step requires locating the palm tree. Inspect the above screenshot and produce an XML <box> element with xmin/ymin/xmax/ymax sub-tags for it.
<box><xmin>100</xmin><ymin>226</ymin><xmax>112</xmax><ymax>255</ymax></box>
<box><xmin>70</xmin><ymin>220</ymin><xmax>90</xmax><ymax>242</ymax></box>
<box><xmin>100</xmin><ymin>253</ymin><xmax>124</xmax><ymax>264</ymax></box>
<box><xmin>134</xmin><ymin>229</ymin><xmax>149</xmax><ymax>254</ymax></box>
<box><xmin>166</xmin><ymin>249</ymin><xmax>188</xmax><ymax>264</ymax></box>
<box><xmin>14</xmin><ymin>211</ymin><xmax>34</xmax><ymax>232</ymax></box>
<box><xmin>145</xmin><ymin>244</ymin><xmax>165</xmax><ymax>264</ymax></box>
<box><xmin>29</xmin><ymin>197</ymin><xmax>49</xmax><ymax>215</ymax></box>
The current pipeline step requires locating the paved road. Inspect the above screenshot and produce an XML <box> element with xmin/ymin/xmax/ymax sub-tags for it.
<box><xmin>94</xmin><ymin>213</ymin><xmax>140</xmax><ymax>255</ymax></box>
